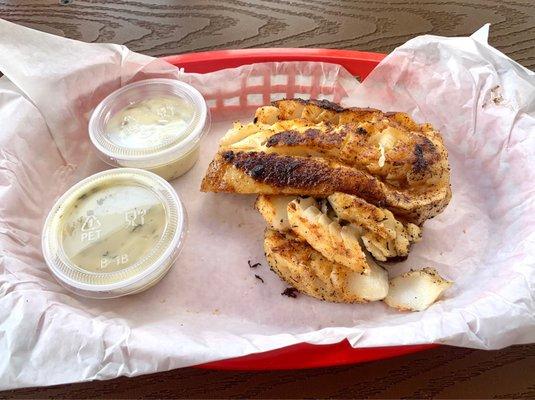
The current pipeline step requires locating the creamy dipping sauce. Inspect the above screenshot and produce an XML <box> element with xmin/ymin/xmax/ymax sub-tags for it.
<box><xmin>147</xmin><ymin>145</ymin><xmax>200</xmax><ymax>181</ymax></box>
<box><xmin>42</xmin><ymin>169</ymin><xmax>186</xmax><ymax>298</ymax></box>
<box><xmin>89</xmin><ymin>79</ymin><xmax>208</xmax><ymax>182</ymax></box>
<box><xmin>106</xmin><ymin>96</ymin><xmax>195</xmax><ymax>149</ymax></box>
<box><xmin>60</xmin><ymin>182</ymin><xmax>166</xmax><ymax>273</ymax></box>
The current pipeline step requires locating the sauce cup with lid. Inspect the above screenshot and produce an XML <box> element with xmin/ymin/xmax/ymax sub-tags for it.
<box><xmin>41</xmin><ymin>168</ymin><xmax>186</xmax><ymax>298</ymax></box>
<box><xmin>89</xmin><ymin>78</ymin><xmax>209</xmax><ymax>181</ymax></box>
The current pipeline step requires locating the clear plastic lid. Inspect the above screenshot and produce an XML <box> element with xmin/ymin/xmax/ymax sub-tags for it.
<box><xmin>89</xmin><ymin>79</ymin><xmax>208</xmax><ymax>168</ymax></box>
<box><xmin>42</xmin><ymin>168</ymin><xmax>186</xmax><ymax>297</ymax></box>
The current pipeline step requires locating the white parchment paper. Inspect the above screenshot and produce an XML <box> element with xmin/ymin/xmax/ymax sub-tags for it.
<box><xmin>0</xmin><ymin>20</ymin><xmax>534</xmax><ymax>389</ymax></box>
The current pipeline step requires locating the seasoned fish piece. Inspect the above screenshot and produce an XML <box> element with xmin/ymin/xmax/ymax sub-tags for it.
<box><xmin>271</xmin><ymin>99</ymin><xmax>451</xmax><ymax>186</ymax></box>
<box><xmin>328</xmin><ymin>192</ymin><xmax>421</xmax><ymax>261</ymax></box>
<box><xmin>202</xmin><ymin>97</ymin><xmax>453</xmax><ymax>309</ymax></box>
<box><xmin>286</xmin><ymin>197</ymin><xmax>369</xmax><ymax>273</ymax></box>
<box><xmin>384</xmin><ymin>268</ymin><xmax>452</xmax><ymax>311</ymax></box>
<box><xmin>200</xmin><ymin>150</ymin><xmax>450</xmax><ymax>225</ymax></box>
<box><xmin>240</xmin><ymin>117</ymin><xmax>448</xmax><ymax>189</ymax></box>
<box><xmin>201</xmin><ymin>151</ymin><xmax>388</xmax><ymax>205</ymax></box>
<box><xmin>273</xmin><ymin>98</ymin><xmax>384</xmax><ymax>125</ymax></box>
<box><xmin>219</xmin><ymin>117</ymin><xmax>316</xmax><ymax>148</ymax></box>
<box><xmin>264</xmin><ymin>229</ymin><xmax>389</xmax><ymax>303</ymax></box>
<box><xmin>273</xmin><ymin>99</ymin><xmax>431</xmax><ymax>139</ymax></box>
<box><xmin>258</xmin><ymin>192</ymin><xmax>420</xmax><ymax>262</ymax></box>
<box><xmin>202</xmin><ymin>98</ymin><xmax>451</xmax><ymax>224</ymax></box>
<box><xmin>255</xmin><ymin>195</ymin><xmax>296</xmax><ymax>231</ymax></box>
<box><xmin>219</xmin><ymin>121</ymin><xmax>266</xmax><ymax>147</ymax></box>
<box><xmin>254</xmin><ymin>105</ymin><xmax>280</xmax><ymax>125</ymax></box>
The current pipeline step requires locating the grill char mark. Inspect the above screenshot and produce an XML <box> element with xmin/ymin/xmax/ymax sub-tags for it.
<box><xmin>265</xmin><ymin>127</ymin><xmax>346</xmax><ymax>148</ymax></box>
<box><xmin>223</xmin><ymin>150</ymin><xmax>387</xmax><ymax>206</ymax></box>
<box><xmin>275</xmin><ymin>98</ymin><xmax>345</xmax><ymax>113</ymax></box>
<box><xmin>412</xmin><ymin>136</ymin><xmax>438</xmax><ymax>174</ymax></box>
<box><xmin>273</xmin><ymin>98</ymin><xmax>385</xmax><ymax>115</ymax></box>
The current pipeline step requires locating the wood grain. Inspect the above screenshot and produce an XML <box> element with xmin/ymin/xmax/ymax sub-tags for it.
<box><xmin>0</xmin><ymin>1</ymin><xmax>534</xmax><ymax>398</ymax></box>
<box><xmin>1</xmin><ymin>0</ymin><xmax>534</xmax><ymax>69</ymax></box>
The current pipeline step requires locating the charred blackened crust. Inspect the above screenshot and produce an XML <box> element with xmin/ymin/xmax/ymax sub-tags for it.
<box><xmin>384</xmin><ymin>255</ymin><xmax>409</xmax><ymax>263</ymax></box>
<box><xmin>273</xmin><ymin>98</ymin><xmax>345</xmax><ymax>113</ymax></box>
<box><xmin>219</xmin><ymin>150</ymin><xmax>388</xmax><ymax>205</ymax></box>
<box><xmin>265</xmin><ymin>127</ymin><xmax>346</xmax><ymax>149</ymax></box>
<box><xmin>201</xmin><ymin>150</ymin><xmax>450</xmax><ymax>225</ymax></box>
<box><xmin>412</xmin><ymin>137</ymin><xmax>438</xmax><ymax>174</ymax></box>
<box><xmin>273</xmin><ymin>98</ymin><xmax>383</xmax><ymax>116</ymax></box>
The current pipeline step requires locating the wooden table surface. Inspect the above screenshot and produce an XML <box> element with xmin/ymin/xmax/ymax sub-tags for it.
<box><xmin>1</xmin><ymin>1</ymin><xmax>534</xmax><ymax>398</ymax></box>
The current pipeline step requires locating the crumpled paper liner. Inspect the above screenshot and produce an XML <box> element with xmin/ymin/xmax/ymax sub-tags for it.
<box><xmin>0</xmin><ymin>20</ymin><xmax>533</xmax><ymax>390</ymax></box>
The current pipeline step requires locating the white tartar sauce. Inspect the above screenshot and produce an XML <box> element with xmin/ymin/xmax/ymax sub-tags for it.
<box><xmin>106</xmin><ymin>96</ymin><xmax>195</xmax><ymax>149</ymax></box>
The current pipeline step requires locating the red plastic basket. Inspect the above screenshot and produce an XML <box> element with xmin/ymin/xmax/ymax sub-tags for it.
<box><xmin>163</xmin><ymin>48</ymin><xmax>385</xmax><ymax>77</ymax></box>
<box><xmin>162</xmin><ymin>48</ymin><xmax>436</xmax><ymax>370</ymax></box>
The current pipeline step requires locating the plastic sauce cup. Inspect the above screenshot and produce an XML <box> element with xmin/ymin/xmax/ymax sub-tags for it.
<box><xmin>42</xmin><ymin>168</ymin><xmax>186</xmax><ymax>298</ymax></box>
<box><xmin>89</xmin><ymin>79</ymin><xmax>209</xmax><ymax>181</ymax></box>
